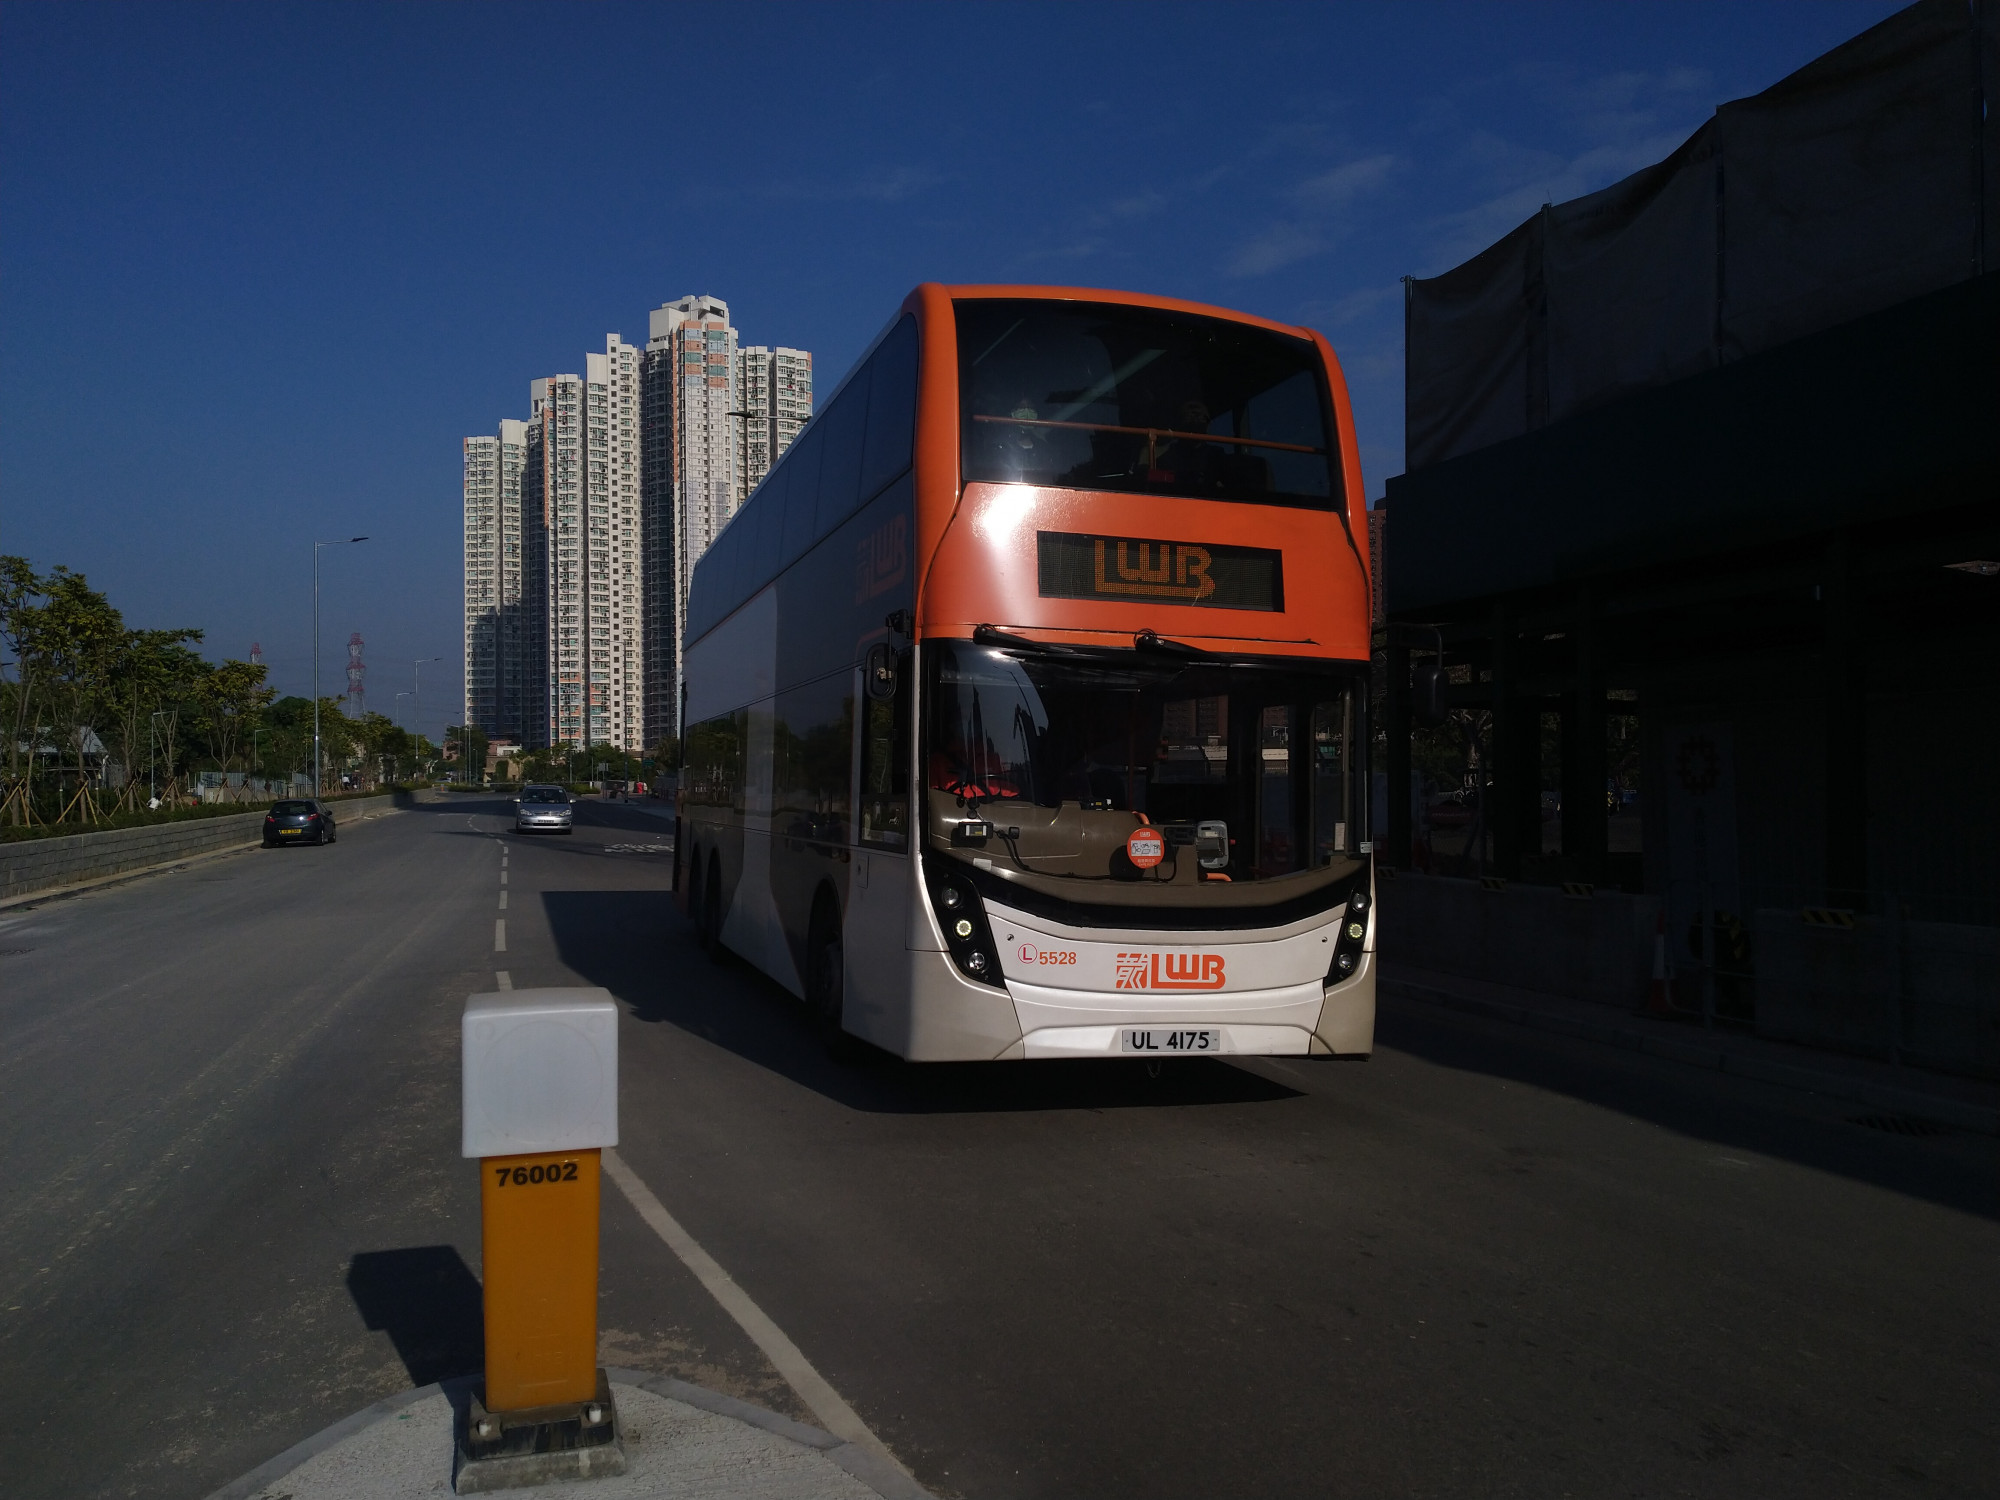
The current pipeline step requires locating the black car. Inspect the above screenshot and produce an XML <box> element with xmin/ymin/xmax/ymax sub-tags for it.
<box><xmin>263</xmin><ymin>798</ymin><xmax>337</xmax><ymax>847</ymax></box>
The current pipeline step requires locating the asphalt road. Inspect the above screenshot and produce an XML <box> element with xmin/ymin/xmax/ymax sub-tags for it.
<box><xmin>0</xmin><ymin>794</ymin><xmax>1993</xmax><ymax>1499</ymax></box>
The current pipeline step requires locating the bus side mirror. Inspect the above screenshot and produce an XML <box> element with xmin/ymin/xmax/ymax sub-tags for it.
<box><xmin>864</xmin><ymin>643</ymin><xmax>898</xmax><ymax>701</ymax></box>
<box><xmin>1413</xmin><ymin>664</ymin><xmax>1448</xmax><ymax>727</ymax></box>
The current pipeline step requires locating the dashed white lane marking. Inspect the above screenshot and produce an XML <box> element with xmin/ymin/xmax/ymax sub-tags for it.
<box><xmin>498</xmin><ymin>891</ymin><xmax>508</xmax><ymax>910</ymax></box>
<box><xmin>494</xmin><ymin>919</ymin><xmax>507</xmax><ymax>953</ymax></box>
<box><xmin>602</xmin><ymin>1148</ymin><xmax>913</xmax><ymax>1481</ymax></box>
<box><xmin>500</xmin><ymin>870</ymin><xmax>508</xmax><ymax>885</ymax></box>
<box><xmin>494</xmin><ymin>970</ymin><xmax>513</xmax><ymax>990</ymax></box>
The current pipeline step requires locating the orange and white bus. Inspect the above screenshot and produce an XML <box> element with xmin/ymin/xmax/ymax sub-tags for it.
<box><xmin>676</xmin><ymin>284</ymin><xmax>1376</xmax><ymax>1061</ymax></box>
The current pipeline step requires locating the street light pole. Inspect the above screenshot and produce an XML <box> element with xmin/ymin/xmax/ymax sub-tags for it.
<box><xmin>313</xmin><ymin>536</ymin><xmax>369</xmax><ymax>797</ymax></box>
<box><xmin>411</xmin><ymin>656</ymin><xmax>443</xmax><ymax>741</ymax></box>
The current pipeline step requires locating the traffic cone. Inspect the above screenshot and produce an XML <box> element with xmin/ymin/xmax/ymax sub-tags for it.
<box><xmin>1646</xmin><ymin>906</ymin><xmax>1672</xmax><ymax>1015</ymax></box>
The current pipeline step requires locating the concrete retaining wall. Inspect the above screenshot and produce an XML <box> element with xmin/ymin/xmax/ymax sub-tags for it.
<box><xmin>1755</xmin><ymin>910</ymin><xmax>2000</xmax><ymax>1076</ymax></box>
<box><xmin>0</xmin><ymin>790</ymin><xmax>437</xmax><ymax>903</ymax></box>
<box><xmin>1378</xmin><ymin>873</ymin><xmax>1662</xmax><ymax>1008</ymax></box>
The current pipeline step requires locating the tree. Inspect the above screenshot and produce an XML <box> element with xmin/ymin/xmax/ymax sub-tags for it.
<box><xmin>193</xmin><ymin>659</ymin><xmax>277</xmax><ymax>773</ymax></box>
<box><xmin>28</xmin><ymin>569</ymin><xmax>124</xmax><ymax>821</ymax></box>
<box><xmin>0</xmin><ymin>556</ymin><xmax>46</xmax><ymax>820</ymax></box>
<box><xmin>106</xmin><ymin>628</ymin><xmax>206</xmax><ymax>808</ymax></box>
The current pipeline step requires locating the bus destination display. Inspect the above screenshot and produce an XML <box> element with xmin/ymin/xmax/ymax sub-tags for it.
<box><xmin>1036</xmin><ymin>530</ymin><xmax>1285</xmax><ymax>611</ymax></box>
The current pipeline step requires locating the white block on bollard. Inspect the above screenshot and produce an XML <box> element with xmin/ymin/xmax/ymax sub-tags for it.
<box><xmin>462</xmin><ymin>987</ymin><xmax>619</xmax><ymax>1158</ymax></box>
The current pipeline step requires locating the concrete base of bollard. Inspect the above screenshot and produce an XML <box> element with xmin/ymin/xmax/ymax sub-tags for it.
<box><xmin>454</xmin><ymin>1368</ymin><xmax>627</xmax><ymax>1492</ymax></box>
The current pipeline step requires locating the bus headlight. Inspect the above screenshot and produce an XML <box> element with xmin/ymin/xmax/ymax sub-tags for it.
<box><xmin>924</xmin><ymin>861</ymin><xmax>1006</xmax><ymax>989</ymax></box>
<box><xmin>1325</xmin><ymin>880</ymin><xmax>1372</xmax><ymax>987</ymax></box>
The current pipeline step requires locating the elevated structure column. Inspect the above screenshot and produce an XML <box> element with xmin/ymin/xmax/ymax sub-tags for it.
<box><xmin>1383</xmin><ymin>634</ymin><xmax>1412</xmax><ymax>869</ymax></box>
<box><xmin>1822</xmin><ymin>531</ymin><xmax>1867</xmax><ymax>909</ymax></box>
<box><xmin>1563</xmin><ymin>587</ymin><xmax>1608</xmax><ymax>884</ymax></box>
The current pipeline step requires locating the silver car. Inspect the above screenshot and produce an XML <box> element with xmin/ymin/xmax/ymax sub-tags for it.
<box><xmin>514</xmin><ymin>784</ymin><xmax>574</xmax><ymax>834</ymax></box>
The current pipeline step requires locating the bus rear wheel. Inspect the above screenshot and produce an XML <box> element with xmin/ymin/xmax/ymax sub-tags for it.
<box><xmin>702</xmin><ymin>854</ymin><xmax>726</xmax><ymax>962</ymax></box>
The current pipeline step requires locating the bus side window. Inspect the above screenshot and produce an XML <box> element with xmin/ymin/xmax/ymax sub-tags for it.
<box><xmin>858</xmin><ymin>646</ymin><xmax>911</xmax><ymax>850</ymax></box>
<box><xmin>860</xmin><ymin>316</ymin><xmax>918</xmax><ymax>502</ymax></box>
<box><xmin>780</xmin><ymin>422</ymin><xmax>825</xmax><ymax>566</ymax></box>
<box><xmin>814</xmin><ymin>375</ymin><xmax>868</xmax><ymax>537</ymax></box>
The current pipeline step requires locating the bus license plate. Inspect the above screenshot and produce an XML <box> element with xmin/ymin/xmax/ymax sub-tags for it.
<box><xmin>1121</xmin><ymin>1028</ymin><xmax>1219</xmax><ymax>1054</ymax></box>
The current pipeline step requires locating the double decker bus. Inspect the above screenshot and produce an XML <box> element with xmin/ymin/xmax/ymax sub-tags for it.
<box><xmin>676</xmin><ymin>284</ymin><xmax>1375</xmax><ymax>1062</ymax></box>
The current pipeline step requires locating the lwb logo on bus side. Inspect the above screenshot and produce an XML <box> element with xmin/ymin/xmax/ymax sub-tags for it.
<box><xmin>854</xmin><ymin>514</ymin><xmax>908</xmax><ymax>603</ymax></box>
<box><xmin>1115</xmin><ymin>952</ymin><xmax>1227</xmax><ymax>990</ymax></box>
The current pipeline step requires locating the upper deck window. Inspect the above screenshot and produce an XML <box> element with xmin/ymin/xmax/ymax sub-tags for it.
<box><xmin>957</xmin><ymin>299</ymin><xmax>1339</xmax><ymax>509</ymax></box>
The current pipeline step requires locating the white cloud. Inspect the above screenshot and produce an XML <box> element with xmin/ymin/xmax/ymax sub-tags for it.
<box><xmin>1227</xmin><ymin>222</ymin><xmax>1326</xmax><ymax>278</ymax></box>
<box><xmin>1292</xmin><ymin>153</ymin><xmax>1400</xmax><ymax>207</ymax></box>
<box><xmin>764</xmin><ymin>165</ymin><xmax>945</xmax><ymax>203</ymax></box>
<box><xmin>1295</xmin><ymin>283</ymin><xmax>1402</xmax><ymax>329</ymax></box>
<box><xmin>1224</xmin><ymin>150</ymin><xmax>1399</xmax><ymax>279</ymax></box>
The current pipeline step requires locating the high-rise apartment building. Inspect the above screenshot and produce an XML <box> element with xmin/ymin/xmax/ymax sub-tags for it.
<box><xmin>462</xmin><ymin>418</ymin><xmax>530</xmax><ymax>739</ymax></box>
<box><xmin>528</xmin><ymin>334</ymin><xmax>644</xmax><ymax>752</ymax></box>
<box><xmin>735</xmin><ymin>345</ymin><xmax>814</xmax><ymax>502</ymax></box>
<box><xmin>469</xmin><ymin>299</ymin><xmax>809</xmax><ymax>755</ymax></box>
<box><xmin>641</xmin><ymin>294</ymin><xmax>738</xmax><ymax>744</ymax></box>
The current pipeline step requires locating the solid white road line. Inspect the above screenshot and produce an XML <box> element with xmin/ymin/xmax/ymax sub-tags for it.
<box><xmin>602</xmin><ymin>1148</ymin><xmax>913</xmax><ymax>1480</ymax></box>
<box><xmin>498</xmin><ymin>891</ymin><xmax>508</xmax><ymax>910</ymax></box>
<box><xmin>495</xmin><ymin>970</ymin><xmax>513</xmax><ymax>990</ymax></box>
<box><xmin>494</xmin><ymin>919</ymin><xmax>506</xmax><ymax>952</ymax></box>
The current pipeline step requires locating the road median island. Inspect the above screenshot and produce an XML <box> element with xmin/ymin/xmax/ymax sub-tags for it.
<box><xmin>202</xmin><ymin>1369</ymin><xmax>931</xmax><ymax>1500</ymax></box>
<box><xmin>0</xmin><ymin>789</ymin><xmax>448</xmax><ymax>907</ymax></box>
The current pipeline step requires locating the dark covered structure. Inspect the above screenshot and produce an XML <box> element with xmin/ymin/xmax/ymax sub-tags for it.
<box><xmin>1377</xmin><ymin>0</ymin><xmax>1998</xmax><ymax>1073</ymax></box>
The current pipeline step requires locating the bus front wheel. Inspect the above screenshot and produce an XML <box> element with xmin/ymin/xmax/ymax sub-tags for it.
<box><xmin>807</xmin><ymin>895</ymin><xmax>854</xmax><ymax>1060</ymax></box>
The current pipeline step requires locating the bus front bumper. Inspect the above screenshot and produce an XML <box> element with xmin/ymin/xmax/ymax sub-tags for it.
<box><xmin>1008</xmin><ymin>952</ymin><xmax>1375</xmax><ymax>1059</ymax></box>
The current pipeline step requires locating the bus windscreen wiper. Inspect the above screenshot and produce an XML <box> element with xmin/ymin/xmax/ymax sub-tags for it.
<box><xmin>972</xmin><ymin>624</ymin><xmax>1085</xmax><ymax>656</ymax></box>
<box><xmin>1134</xmin><ymin>629</ymin><xmax>1207</xmax><ymax>658</ymax></box>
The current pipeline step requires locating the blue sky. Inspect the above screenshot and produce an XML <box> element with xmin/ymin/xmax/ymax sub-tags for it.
<box><xmin>0</xmin><ymin>0</ymin><xmax>1902</xmax><ymax>741</ymax></box>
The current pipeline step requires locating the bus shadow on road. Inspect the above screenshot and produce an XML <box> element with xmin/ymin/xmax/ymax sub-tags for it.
<box><xmin>346</xmin><ymin>1245</ymin><xmax>485</xmax><ymax>1385</ymax></box>
<box><xmin>1378</xmin><ymin>1004</ymin><xmax>2000</xmax><ymax>1222</ymax></box>
<box><xmin>541</xmin><ymin>888</ymin><xmax>1304</xmax><ymax>1114</ymax></box>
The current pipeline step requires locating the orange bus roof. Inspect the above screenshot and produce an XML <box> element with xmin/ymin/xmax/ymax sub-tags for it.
<box><xmin>918</xmin><ymin>284</ymin><xmax>1321</xmax><ymax>343</ymax></box>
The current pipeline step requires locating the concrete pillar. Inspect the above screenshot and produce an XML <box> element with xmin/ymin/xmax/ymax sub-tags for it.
<box><xmin>1384</xmin><ymin>635</ymin><xmax>1412</xmax><ymax>868</ymax></box>
<box><xmin>1564</xmin><ymin>588</ymin><xmax>1608</xmax><ymax>882</ymax></box>
<box><xmin>1823</xmin><ymin>532</ymin><xmax>1867</xmax><ymax>908</ymax></box>
<box><xmin>1489</xmin><ymin>598</ymin><xmax>1525</xmax><ymax>879</ymax></box>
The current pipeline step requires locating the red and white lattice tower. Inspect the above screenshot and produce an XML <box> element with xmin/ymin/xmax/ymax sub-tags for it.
<box><xmin>346</xmin><ymin>632</ymin><xmax>366</xmax><ymax>714</ymax></box>
<box><xmin>249</xmin><ymin>641</ymin><xmax>264</xmax><ymax>668</ymax></box>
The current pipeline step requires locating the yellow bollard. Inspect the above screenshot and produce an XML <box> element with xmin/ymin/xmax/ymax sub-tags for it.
<box><xmin>459</xmin><ymin>988</ymin><xmax>624</xmax><ymax>1490</ymax></box>
<box><xmin>480</xmin><ymin>1147</ymin><xmax>601</xmax><ymax>1410</ymax></box>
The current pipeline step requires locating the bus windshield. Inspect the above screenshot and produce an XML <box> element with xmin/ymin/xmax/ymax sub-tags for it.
<box><xmin>925</xmin><ymin>641</ymin><xmax>1362</xmax><ymax>910</ymax></box>
<box><xmin>957</xmin><ymin>299</ymin><xmax>1339</xmax><ymax>509</ymax></box>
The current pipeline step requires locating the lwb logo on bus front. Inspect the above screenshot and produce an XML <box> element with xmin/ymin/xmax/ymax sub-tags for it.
<box><xmin>1115</xmin><ymin>952</ymin><xmax>1227</xmax><ymax>990</ymax></box>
